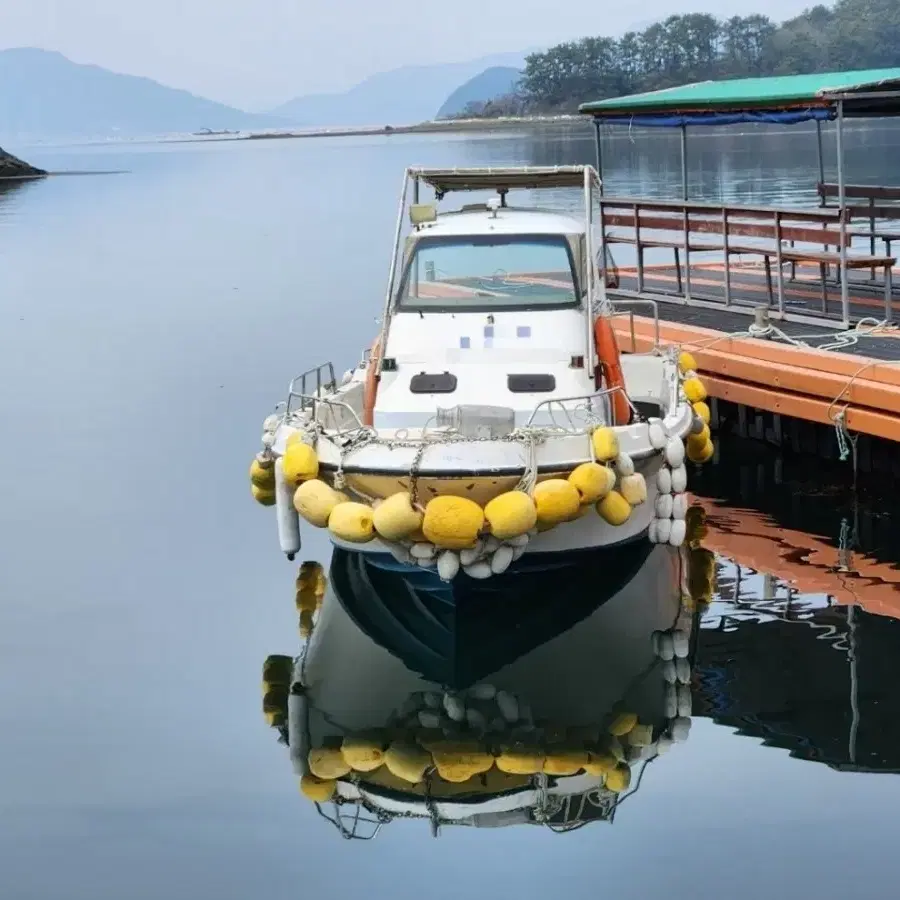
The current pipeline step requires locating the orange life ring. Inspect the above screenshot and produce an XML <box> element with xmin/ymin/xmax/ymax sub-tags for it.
<box><xmin>362</xmin><ymin>338</ymin><xmax>381</xmax><ymax>427</ymax></box>
<box><xmin>594</xmin><ymin>317</ymin><xmax>630</xmax><ymax>425</ymax></box>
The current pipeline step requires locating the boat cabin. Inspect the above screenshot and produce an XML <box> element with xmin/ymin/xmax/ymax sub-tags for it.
<box><xmin>371</xmin><ymin>166</ymin><xmax>621</xmax><ymax>434</ymax></box>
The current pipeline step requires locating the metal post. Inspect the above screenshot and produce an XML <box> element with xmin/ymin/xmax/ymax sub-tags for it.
<box><xmin>680</xmin><ymin>125</ymin><xmax>689</xmax><ymax>201</ymax></box>
<box><xmin>583</xmin><ymin>167</ymin><xmax>597</xmax><ymax>368</ymax></box>
<box><xmin>815</xmin><ymin>119</ymin><xmax>825</xmax><ymax>201</ymax></box>
<box><xmin>836</xmin><ymin>101</ymin><xmax>850</xmax><ymax>326</ymax></box>
<box><xmin>593</xmin><ymin>119</ymin><xmax>604</xmax><ymax>195</ymax></box>
<box><xmin>848</xmin><ymin>603</ymin><xmax>859</xmax><ymax>766</ymax></box>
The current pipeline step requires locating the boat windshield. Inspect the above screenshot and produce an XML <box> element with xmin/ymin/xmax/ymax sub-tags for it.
<box><xmin>397</xmin><ymin>234</ymin><xmax>580</xmax><ymax>311</ymax></box>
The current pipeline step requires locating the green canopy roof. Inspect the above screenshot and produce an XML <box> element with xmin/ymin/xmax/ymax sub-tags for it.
<box><xmin>579</xmin><ymin>68</ymin><xmax>900</xmax><ymax>119</ymax></box>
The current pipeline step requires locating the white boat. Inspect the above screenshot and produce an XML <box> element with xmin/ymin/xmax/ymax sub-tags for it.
<box><xmin>250</xmin><ymin>166</ymin><xmax>714</xmax><ymax>575</ymax></box>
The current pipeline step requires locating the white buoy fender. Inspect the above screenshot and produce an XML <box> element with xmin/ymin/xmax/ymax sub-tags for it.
<box><xmin>263</xmin><ymin>414</ymin><xmax>281</xmax><ymax>433</ymax></box>
<box><xmin>274</xmin><ymin>458</ymin><xmax>302</xmax><ymax>559</ymax></box>
<box><xmin>658</xmin><ymin>631</ymin><xmax>675</xmax><ymax>661</ymax></box>
<box><xmin>615</xmin><ymin>452</ymin><xmax>635</xmax><ymax>476</ymax></box>
<box><xmin>443</xmin><ymin>693</ymin><xmax>466</xmax><ymax>722</ymax></box>
<box><xmin>664</xmin><ymin>684</ymin><xmax>678</xmax><ymax>718</ymax></box>
<box><xmin>464</xmin><ymin>561</ymin><xmax>492</xmax><ymax>580</ymax></box>
<box><xmin>656</xmin><ymin>467</ymin><xmax>673</xmax><ymax>495</ymax></box>
<box><xmin>656</xmin><ymin>518</ymin><xmax>673</xmax><ymax>544</ymax></box>
<box><xmin>665</xmin><ymin>437</ymin><xmax>686</xmax><ymax>468</ymax></box>
<box><xmin>410</xmin><ymin>542</ymin><xmax>436</xmax><ymax>560</ymax></box>
<box><xmin>669</xmin><ymin>519</ymin><xmax>687</xmax><ymax>547</ymax></box>
<box><xmin>655</xmin><ymin>494</ymin><xmax>674</xmax><ymax>519</ymax></box>
<box><xmin>496</xmin><ymin>690</ymin><xmax>519</xmax><ymax>723</ymax></box>
<box><xmin>648</xmin><ymin>420</ymin><xmax>667</xmax><ymax>450</ymax></box>
<box><xmin>469</xmin><ymin>683</ymin><xmax>497</xmax><ymax>701</ymax></box>
<box><xmin>490</xmin><ymin>545</ymin><xmax>514</xmax><ymax>575</ymax></box>
<box><xmin>662</xmin><ymin>659</ymin><xmax>677</xmax><ymax>683</ymax></box>
<box><xmin>656</xmin><ymin>735</ymin><xmax>674</xmax><ymax>755</ymax></box>
<box><xmin>460</xmin><ymin>541</ymin><xmax>485</xmax><ymax>567</ymax></box>
<box><xmin>671</xmin><ymin>465</ymin><xmax>688</xmax><ymax>494</ymax></box>
<box><xmin>672</xmin><ymin>630</ymin><xmax>690</xmax><ymax>658</ymax></box>
<box><xmin>670</xmin><ymin>717</ymin><xmax>692</xmax><ymax>742</ymax></box>
<box><xmin>672</xmin><ymin>494</ymin><xmax>688</xmax><ymax>520</ymax></box>
<box><xmin>386</xmin><ymin>542</ymin><xmax>413</xmax><ymax>565</ymax></box>
<box><xmin>437</xmin><ymin>551</ymin><xmax>460</xmax><ymax>582</ymax></box>
<box><xmin>418</xmin><ymin>710</ymin><xmax>442</xmax><ymax>729</ymax></box>
<box><xmin>648</xmin><ymin>520</ymin><xmax>659</xmax><ymax>544</ymax></box>
<box><xmin>466</xmin><ymin>707</ymin><xmax>488</xmax><ymax>732</ymax></box>
<box><xmin>505</xmin><ymin>534</ymin><xmax>529</xmax><ymax>549</ymax></box>
<box><xmin>677</xmin><ymin>684</ymin><xmax>693</xmax><ymax>717</ymax></box>
<box><xmin>675</xmin><ymin>657</ymin><xmax>691</xmax><ymax>684</ymax></box>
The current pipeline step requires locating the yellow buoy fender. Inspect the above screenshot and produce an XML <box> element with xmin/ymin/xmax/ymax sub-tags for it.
<box><xmin>308</xmin><ymin>747</ymin><xmax>351</xmax><ymax>780</ymax></box>
<box><xmin>687</xmin><ymin>424</ymin><xmax>711</xmax><ymax>451</ymax></box>
<box><xmin>543</xmin><ymin>750</ymin><xmax>589</xmax><ymax>777</ymax></box>
<box><xmin>329</xmin><ymin>502</ymin><xmax>376</xmax><ymax>543</ymax></box>
<box><xmin>299</xmin><ymin>609</ymin><xmax>315</xmax><ymax>638</ymax></box>
<box><xmin>372</xmin><ymin>492</ymin><xmax>423</xmax><ymax>541</ymax></box>
<box><xmin>618</xmin><ymin>473</ymin><xmax>647</xmax><ymax>506</ymax></box>
<box><xmin>341</xmin><ymin>737</ymin><xmax>386</xmax><ymax>772</ymax></box>
<box><xmin>431</xmin><ymin>742</ymin><xmax>494</xmax><ymax>783</ymax></box>
<box><xmin>627</xmin><ymin>724</ymin><xmax>654</xmax><ymax>747</ymax></box>
<box><xmin>678</xmin><ymin>351</ymin><xmax>698</xmax><ymax>373</ymax></box>
<box><xmin>591</xmin><ymin>427</ymin><xmax>619</xmax><ymax>462</ymax></box>
<box><xmin>568</xmin><ymin>462</ymin><xmax>615</xmax><ymax>504</ymax></box>
<box><xmin>262</xmin><ymin>686</ymin><xmax>288</xmax><ymax>714</ymax></box>
<box><xmin>293</xmin><ymin>480</ymin><xmax>343</xmax><ymax>527</ymax></box>
<box><xmin>533</xmin><ymin>479</ymin><xmax>581</xmax><ymax>526</ymax></box>
<box><xmin>282</xmin><ymin>441</ymin><xmax>319</xmax><ymax>486</ymax></box>
<box><xmin>609</xmin><ymin>712</ymin><xmax>638</xmax><ymax>737</ymax></box>
<box><xmin>584</xmin><ymin>752</ymin><xmax>617</xmax><ymax>777</ymax></box>
<box><xmin>597</xmin><ymin>491</ymin><xmax>631</xmax><ymax>526</ymax></box>
<box><xmin>251</xmin><ymin>484</ymin><xmax>276</xmax><ymax>507</ymax></box>
<box><xmin>605</xmin><ymin>763</ymin><xmax>632</xmax><ymax>793</ymax></box>
<box><xmin>422</xmin><ymin>496</ymin><xmax>484</xmax><ymax>550</ymax></box>
<box><xmin>262</xmin><ymin>655</ymin><xmax>293</xmax><ymax>689</ymax></box>
<box><xmin>250</xmin><ymin>458</ymin><xmax>275</xmax><ymax>489</ymax></box>
<box><xmin>300</xmin><ymin>774</ymin><xmax>336</xmax><ymax>802</ymax></box>
<box><xmin>683</xmin><ymin>377</ymin><xmax>707</xmax><ymax>404</ymax></box>
<box><xmin>384</xmin><ymin>742</ymin><xmax>431</xmax><ymax>784</ymax></box>
<box><xmin>496</xmin><ymin>746</ymin><xmax>545</xmax><ymax>775</ymax></box>
<box><xmin>692</xmin><ymin>400</ymin><xmax>711</xmax><ymax>425</ymax></box>
<box><xmin>688</xmin><ymin>439</ymin><xmax>715</xmax><ymax>464</ymax></box>
<box><xmin>484</xmin><ymin>491</ymin><xmax>537</xmax><ymax>539</ymax></box>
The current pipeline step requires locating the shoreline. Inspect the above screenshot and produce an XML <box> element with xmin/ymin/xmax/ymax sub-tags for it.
<box><xmin>167</xmin><ymin>115</ymin><xmax>588</xmax><ymax>145</ymax></box>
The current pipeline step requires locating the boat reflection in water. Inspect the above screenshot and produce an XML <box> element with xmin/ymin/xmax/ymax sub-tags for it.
<box><xmin>261</xmin><ymin>534</ymin><xmax>711</xmax><ymax>838</ymax></box>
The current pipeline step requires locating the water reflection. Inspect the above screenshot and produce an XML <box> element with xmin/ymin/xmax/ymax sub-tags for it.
<box><xmin>690</xmin><ymin>448</ymin><xmax>900</xmax><ymax>772</ymax></box>
<box><xmin>263</xmin><ymin>541</ymin><xmax>704</xmax><ymax>836</ymax></box>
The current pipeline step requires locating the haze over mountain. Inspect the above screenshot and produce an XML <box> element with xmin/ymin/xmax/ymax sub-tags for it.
<box><xmin>271</xmin><ymin>51</ymin><xmax>532</xmax><ymax>126</ymax></box>
<box><xmin>0</xmin><ymin>48</ymin><xmax>285</xmax><ymax>140</ymax></box>
<box><xmin>437</xmin><ymin>67</ymin><xmax>523</xmax><ymax>118</ymax></box>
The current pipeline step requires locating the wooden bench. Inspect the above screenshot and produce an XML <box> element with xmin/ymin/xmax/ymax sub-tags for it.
<box><xmin>599</xmin><ymin>197</ymin><xmax>896</xmax><ymax>315</ymax></box>
<box><xmin>817</xmin><ymin>183</ymin><xmax>900</xmax><ymax>276</ymax></box>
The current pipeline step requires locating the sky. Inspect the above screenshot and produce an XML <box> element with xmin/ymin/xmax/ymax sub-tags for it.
<box><xmin>0</xmin><ymin>0</ymin><xmax>819</xmax><ymax>111</ymax></box>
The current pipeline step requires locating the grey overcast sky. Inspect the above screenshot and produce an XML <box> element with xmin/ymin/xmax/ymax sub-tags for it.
<box><xmin>0</xmin><ymin>0</ymin><xmax>817</xmax><ymax>110</ymax></box>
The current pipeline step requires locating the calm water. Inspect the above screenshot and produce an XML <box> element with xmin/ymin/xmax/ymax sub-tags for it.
<box><xmin>3</xmin><ymin>125</ymin><xmax>900</xmax><ymax>899</ymax></box>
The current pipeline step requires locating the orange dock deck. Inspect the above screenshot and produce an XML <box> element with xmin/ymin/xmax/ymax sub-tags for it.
<box><xmin>612</xmin><ymin>305</ymin><xmax>900</xmax><ymax>444</ymax></box>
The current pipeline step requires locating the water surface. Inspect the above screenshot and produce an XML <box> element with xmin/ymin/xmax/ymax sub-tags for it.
<box><xmin>2</xmin><ymin>126</ymin><xmax>900</xmax><ymax>899</ymax></box>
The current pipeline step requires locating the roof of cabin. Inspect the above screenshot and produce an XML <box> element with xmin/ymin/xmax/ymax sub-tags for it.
<box><xmin>579</xmin><ymin>68</ymin><xmax>900</xmax><ymax>125</ymax></box>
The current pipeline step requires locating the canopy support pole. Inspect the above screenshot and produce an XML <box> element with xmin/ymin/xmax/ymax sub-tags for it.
<box><xmin>680</xmin><ymin>125</ymin><xmax>689</xmax><ymax>201</ymax></box>
<box><xmin>836</xmin><ymin>101</ymin><xmax>849</xmax><ymax>327</ymax></box>
<box><xmin>593</xmin><ymin>119</ymin><xmax>604</xmax><ymax>194</ymax></box>
<box><xmin>815</xmin><ymin>120</ymin><xmax>826</xmax><ymax>203</ymax></box>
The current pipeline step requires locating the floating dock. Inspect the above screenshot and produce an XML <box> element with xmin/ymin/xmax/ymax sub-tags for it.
<box><xmin>611</xmin><ymin>293</ymin><xmax>900</xmax><ymax>468</ymax></box>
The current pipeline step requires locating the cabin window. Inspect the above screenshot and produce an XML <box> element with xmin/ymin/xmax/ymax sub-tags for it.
<box><xmin>397</xmin><ymin>234</ymin><xmax>579</xmax><ymax>311</ymax></box>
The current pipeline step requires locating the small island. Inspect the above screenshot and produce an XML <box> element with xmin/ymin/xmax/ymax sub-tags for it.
<box><xmin>0</xmin><ymin>146</ymin><xmax>46</xmax><ymax>179</ymax></box>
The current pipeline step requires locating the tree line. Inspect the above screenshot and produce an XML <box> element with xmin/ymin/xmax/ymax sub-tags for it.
<box><xmin>460</xmin><ymin>0</ymin><xmax>900</xmax><ymax>116</ymax></box>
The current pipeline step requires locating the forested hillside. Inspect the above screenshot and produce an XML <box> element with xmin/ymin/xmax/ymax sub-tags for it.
<box><xmin>487</xmin><ymin>0</ymin><xmax>900</xmax><ymax>114</ymax></box>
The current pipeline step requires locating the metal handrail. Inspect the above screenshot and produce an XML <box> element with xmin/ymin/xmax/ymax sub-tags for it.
<box><xmin>287</xmin><ymin>361</ymin><xmax>337</xmax><ymax>409</ymax></box>
<box><xmin>525</xmin><ymin>385</ymin><xmax>636</xmax><ymax>430</ymax></box>
<box><xmin>607</xmin><ymin>298</ymin><xmax>661</xmax><ymax>351</ymax></box>
<box><xmin>285</xmin><ymin>392</ymin><xmax>366</xmax><ymax>434</ymax></box>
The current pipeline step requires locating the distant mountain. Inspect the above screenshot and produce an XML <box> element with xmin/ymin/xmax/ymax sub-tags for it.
<box><xmin>0</xmin><ymin>48</ymin><xmax>286</xmax><ymax>140</ymax></box>
<box><xmin>271</xmin><ymin>52</ymin><xmax>532</xmax><ymax>127</ymax></box>
<box><xmin>436</xmin><ymin>66</ymin><xmax>523</xmax><ymax>118</ymax></box>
